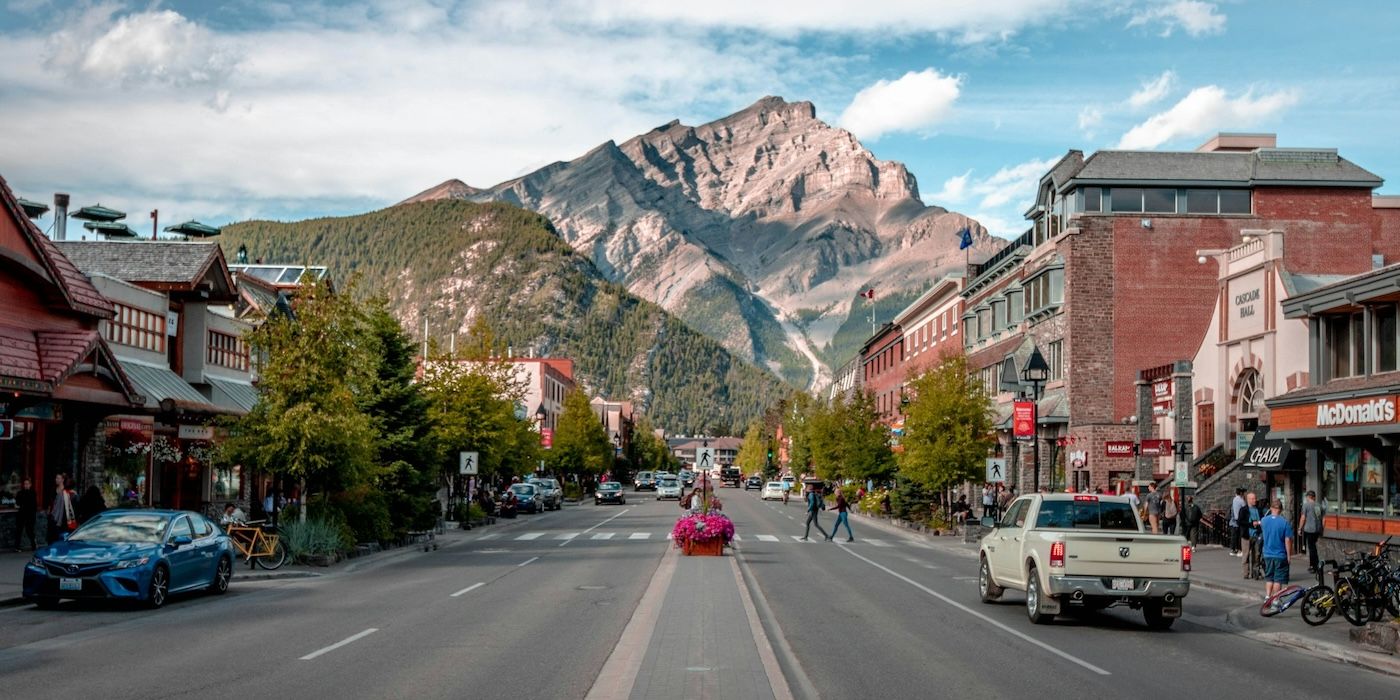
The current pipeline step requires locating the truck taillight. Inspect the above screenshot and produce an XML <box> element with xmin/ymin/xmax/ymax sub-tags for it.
<box><xmin>1181</xmin><ymin>545</ymin><xmax>1192</xmax><ymax>572</ymax></box>
<box><xmin>1050</xmin><ymin>541</ymin><xmax>1065</xmax><ymax>568</ymax></box>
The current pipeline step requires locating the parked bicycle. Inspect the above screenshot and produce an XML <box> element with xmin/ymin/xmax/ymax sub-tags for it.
<box><xmin>1334</xmin><ymin>536</ymin><xmax>1398</xmax><ymax>626</ymax></box>
<box><xmin>224</xmin><ymin>519</ymin><xmax>288</xmax><ymax>570</ymax></box>
<box><xmin>1260</xmin><ymin>560</ymin><xmax>1341</xmax><ymax>626</ymax></box>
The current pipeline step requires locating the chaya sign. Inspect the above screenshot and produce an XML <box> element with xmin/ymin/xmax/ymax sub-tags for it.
<box><xmin>1013</xmin><ymin>401</ymin><xmax>1035</xmax><ymax>442</ymax></box>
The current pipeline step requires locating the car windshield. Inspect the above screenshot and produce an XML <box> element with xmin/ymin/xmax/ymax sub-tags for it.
<box><xmin>1034</xmin><ymin>499</ymin><xmax>1141</xmax><ymax>531</ymax></box>
<box><xmin>510</xmin><ymin>484</ymin><xmax>536</xmax><ymax>496</ymax></box>
<box><xmin>69</xmin><ymin>513</ymin><xmax>171</xmax><ymax>544</ymax></box>
<box><xmin>598</xmin><ymin>483</ymin><xmax>620</xmax><ymax>492</ymax></box>
<box><xmin>535</xmin><ymin>479</ymin><xmax>557</xmax><ymax>489</ymax></box>
<box><xmin>767</xmin><ymin>483</ymin><xmax>783</xmax><ymax>488</ymax></box>
<box><xmin>659</xmin><ymin>479</ymin><xmax>677</xmax><ymax>487</ymax></box>
<box><xmin>638</xmin><ymin>472</ymin><xmax>653</xmax><ymax>479</ymax></box>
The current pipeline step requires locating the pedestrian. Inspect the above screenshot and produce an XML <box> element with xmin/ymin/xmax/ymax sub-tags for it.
<box><xmin>828</xmin><ymin>489</ymin><xmax>854</xmax><ymax>542</ymax></box>
<box><xmin>78</xmin><ymin>484</ymin><xmax>106</xmax><ymax>523</ymax></box>
<box><xmin>982</xmin><ymin>484</ymin><xmax>996</xmax><ymax>520</ymax></box>
<box><xmin>1260</xmin><ymin>499</ymin><xmax>1294</xmax><ymax>599</ymax></box>
<box><xmin>14</xmin><ymin>477</ymin><xmax>37</xmax><ymax>551</ymax></box>
<box><xmin>1162</xmin><ymin>490</ymin><xmax>1178</xmax><ymax>535</ymax></box>
<box><xmin>998</xmin><ymin>485</ymin><xmax>1015</xmax><ymax>515</ymax></box>
<box><xmin>880</xmin><ymin>490</ymin><xmax>891</xmax><ymax>516</ymax></box>
<box><xmin>48</xmin><ymin>474</ymin><xmax>76</xmax><ymax>542</ymax></box>
<box><xmin>1183</xmin><ymin>496</ymin><xmax>1203</xmax><ymax>550</ymax></box>
<box><xmin>1298</xmin><ymin>490</ymin><xmax>1325</xmax><ymax>573</ymax></box>
<box><xmin>1229</xmin><ymin>487</ymin><xmax>1246</xmax><ymax>556</ymax></box>
<box><xmin>1125</xmin><ymin>486</ymin><xmax>1141</xmax><ymax>512</ymax></box>
<box><xmin>1241</xmin><ymin>491</ymin><xmax>1262</xmax><ymax>579</ymax></box>
<box><xmin>800</xmin><ymin>483</ymin><xmax>830</xmax><ymax>541</ymax></box>
<box><xmin>1144</xmin><ymin>482</ymin><xmax>1165</xmax><ymax>534</ymax></box>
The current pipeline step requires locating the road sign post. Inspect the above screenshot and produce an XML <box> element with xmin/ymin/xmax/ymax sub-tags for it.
<box><xmin>459</xmin><ymin>451</ymin><xmax>479</xmax><ymax>475</ymax></box>
<box><xmin>985</xmin><ymin>458</ymin><xmax>1007</xmax><ymax>483</ymax></box>
<box><xmin>696</xmin><ymin>447</ymin><xmax>715</xmax><ymax>473</ymax></box>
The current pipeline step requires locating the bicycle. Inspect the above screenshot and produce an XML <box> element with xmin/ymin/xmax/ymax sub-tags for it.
<box><xmin>1260</xmin><ymin>561</ymin><xmax>1339</xmax><ymax>626</ymax></box>
<box><xmin>225</xmin><ymin>519</ymin><xmax>288</xmax><ymax>570</ymax></box>
<box><xmin>1335</xmin><ymin>536</ymin><xmax>1398</xmax><ymax>626</ymax></box>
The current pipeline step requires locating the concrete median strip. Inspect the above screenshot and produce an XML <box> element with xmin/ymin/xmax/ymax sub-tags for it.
<box><xmin>586</xmin><ymin>549</ymin><xmax>678</xmax><ymax>700</ymax></box>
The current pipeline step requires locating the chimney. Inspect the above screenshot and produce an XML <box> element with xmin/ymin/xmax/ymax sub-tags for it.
<box><xmin>54</xmin><ymin>193</ymin><xmax>69</xmax><ymax>241</ymax></box>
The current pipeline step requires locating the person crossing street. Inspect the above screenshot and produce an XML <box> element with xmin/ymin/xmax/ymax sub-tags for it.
<box><xmin>800</xmin><ymin>482</ymin><xmax>830</xmax><ymax>541</ymax></box>
<box><xmin>827</xmin><ymin>489</ymin><xmax>854</xmax><ymax>542</ymax></box>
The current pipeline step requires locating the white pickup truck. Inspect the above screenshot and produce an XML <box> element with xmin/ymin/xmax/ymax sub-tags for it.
<box><xmin>977</xmin><ymin>493</ymin><xmax>1191</xmax><ymax>629</ymax></box>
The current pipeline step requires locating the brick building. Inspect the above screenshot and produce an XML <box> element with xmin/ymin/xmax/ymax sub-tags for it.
<box><xmin>962</xmin><ymin>133</ymin><xmax>1395</xmax><ymax>493</ymax></box>
<box><xmin>861</xmin><ymin>323</ymin><xmax>905</xmax><ymax>425</ymax></box>
<box><xmin>894</xmin><ymin>274</ymin><xmax>965</xmax><ymax>378</ymax></box>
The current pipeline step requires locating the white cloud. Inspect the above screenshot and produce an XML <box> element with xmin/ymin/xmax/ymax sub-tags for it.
<box><xmin>925</xmin><ymin>156</ymin><xmax>1058</xmax><ymax>217</ymax></box>
<box><xmin>1116</xmin><ymin>85</ymin><xmax>1300</xmax><ymax>150</ymax></box>
<box><xmin>1128</xmin><ymin>1</ymin><xmax>1226</xmax><ymax>38</ymax></box>
<box><xmin>1127</xmin><ymin>70</ymin><xmax>1176</xmax><ymax>108</ymax></box>
<box><xmin>930</xmin><ymin>171</ymin><xmax>971</xmax><ymax>202</ymax></box>
<box><xmin>838</xmin><ymin>69</ymin><xmax>962</xmax><ymax>141</ymax></box>
<box><xmin>44</xmin><ymin>7</ymin><xmax>239</xmax><ymax>88</ymax></box>
<box><xmin>1077</xmin><ymin>106</ymin><xmax>1104</xmax><ymax>137</ymax></box>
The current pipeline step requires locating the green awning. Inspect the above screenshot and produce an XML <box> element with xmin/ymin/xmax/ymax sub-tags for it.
<box><xmin>17</xmin><ymin>197</ymin><xmax>49</xmax><ymax>218</ymax></box>
<box><xmin>204</xmin><ymin>375</ymin><xmax>258</xmax><ymax>414</ymax></box>
<box><xmin>71</xmin><ymin>204</ymin><xmax>126</xmax><ymax>222</ymax></box>
<box><xmin>164</xmin><ymin>220</ymin><xmax>222</xmax><ymax>237</ymax></box>
<box><xmin>119</xmin><ymin>360</ymin><xmax>222</xmax><ymax>413</ymax></box>
<box><xmin>82</xmin><ymin>221</ymin><xmax>139</xmax><ymax>238</ymax></box>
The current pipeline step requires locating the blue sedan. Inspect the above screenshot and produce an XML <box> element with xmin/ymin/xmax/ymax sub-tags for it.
<box><xmin>23</xmin><ymin>509</ymin><xmax>235</xmax><ymax>609</ymax></box>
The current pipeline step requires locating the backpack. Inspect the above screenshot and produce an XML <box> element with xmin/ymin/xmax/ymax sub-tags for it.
<box><xmin>1164</xmin><ymin>497</ymin><xmax>1178</xmax><ymax>519</ymax></box>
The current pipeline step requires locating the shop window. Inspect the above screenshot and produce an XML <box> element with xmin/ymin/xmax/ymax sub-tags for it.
<box><xmin>1390</xmin><ymin>459</ymin><xmax>1400</xmax><ymax>517</ymax></box>
<box><xmin>1330</xmin><ymin>448</ymin><xmax>1387</xmax><ymax>515</ymax></box>
<box><xmin>1375</xmin><ymin>305</ymin><xmax>1398</xmax><ymax>373</ymax></box>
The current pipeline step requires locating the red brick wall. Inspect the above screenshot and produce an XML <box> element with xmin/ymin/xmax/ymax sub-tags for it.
<box><xmin>862</xmin><ymin>326</ymin><xmax>905</xmax><ymax>420</ymax></box>
<box><xmin>1375</xmin><ymin>206</ymin><xmax>1400</xmax><ymax>265</ymax></box>
<box><xmin>1254</xmin><ymin>187</ymin><xmax>1377</xmax><ymax>274</ymax></box>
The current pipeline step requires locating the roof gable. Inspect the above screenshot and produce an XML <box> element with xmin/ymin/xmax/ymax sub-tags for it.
<box><xmin>0</xmin><ymin>174</ymin><xmax>115</xmax><ymax>318</ymax></box>
<box><xmin>55</xmin><ymin>240</ymin><xmax>237</xmax><ymax>299</ymax></box>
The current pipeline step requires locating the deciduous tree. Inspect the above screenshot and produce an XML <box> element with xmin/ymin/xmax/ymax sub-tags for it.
<box><xmin>899</xmin><ymin>355</ymin><xmax>994</xmax><ymax>492</ymax></box>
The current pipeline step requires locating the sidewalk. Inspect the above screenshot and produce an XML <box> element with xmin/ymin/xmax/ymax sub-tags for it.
<box><xmin>849</xmin><ymin>509</ymin><xmax>1400</xmax><ymax>675</ymax></box>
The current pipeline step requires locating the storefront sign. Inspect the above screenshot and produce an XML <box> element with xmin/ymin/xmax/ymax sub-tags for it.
<box><xmin>1152</xmin><ymin>380</ymin><xmax>1173</xmax><ymax>407</ymax></box>
<box><xmin>1140</xmin><ymin>439</ymin><xmax>1173</xmax><ymax>456</ymax></box>
<box><xmin>1227</xmin><ymin>270</ymin><xmax>1267</xmax><ymax>339</ymax></box>
<box><xmin>119</xmin><ymin>418</ymin><xmax>150</xmax><ymax>432</ymax></box>
<box><xmin>1069</xmin><ymin>450</ymin><xmax>1087</xmax><ymax>468</ymax></box>
<box><xmin>166</xmin><ymin>310</ymin><xmax>179</xmax><ymax>336</ymax></box>
<box><xmin>13</xmin><ymin>402</ymin><xmax>61</xmax><ymax>421</ymax></box>
<box><xmin>1105</xmin><ymin>441</ymin><xmax>1135</xmax><ymax>458</ymax></box>
<box><xmin>1234</xmin><ymin>288</ymin><xmax>1260</xmax><ymax>318</ymax></box>
<box><xmin>178</xmin><ymin>424</ymin><xmax>215</xmax><ymax>441</ymax></box>
<box><xmin>540</xmin><ymin>427</ymin><xmax>553</xmax><ymax>449</ymax></box>
<box><xmin>1241</xmin><ymin>428</ymin><xmax>1303</xmax><ymax>471</ymax></box>
<box><xmin>1315</xmin><ymin>397</ymin><xmax>1397</xmax><ymax>427</ymax></box>
<box><xmin>1013</xmin><ymin>401</ymin><xmax>1035</xmax><ymax>442</ymax></box>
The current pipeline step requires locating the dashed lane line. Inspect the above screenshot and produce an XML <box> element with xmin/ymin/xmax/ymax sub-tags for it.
<box><xmin>450</xmin><ymin>582</ymin><xmax>485</xmax><ymax>598</ymax></box>
<box><xmin>300</xmin><ymin>628</ymin><xmax>378</xmax><ymax>661</ymax></box>
<box><xmin>518</xmin><ymin>556</ymin><xmax>539</xmax><ymax>567</ymax></box>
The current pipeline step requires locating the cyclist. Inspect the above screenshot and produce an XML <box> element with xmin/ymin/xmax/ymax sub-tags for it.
<box><xmin>220</xmin><ymin>502</ymin><xmax>247</xmax><ymax>526</ymax></box>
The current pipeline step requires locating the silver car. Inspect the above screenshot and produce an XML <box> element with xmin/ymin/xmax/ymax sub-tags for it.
<box><xmin>656</xmin><ymin>477</ymin><xmax>683</xmax><ymax>500</ymax></box>
<box><xmin>529</xmin><ymin>477</ymin><xmax>563</xmax><ymax>511</ymax></box>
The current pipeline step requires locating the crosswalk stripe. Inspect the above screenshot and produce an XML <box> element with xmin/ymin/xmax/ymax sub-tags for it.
<box><xmin>666</xmin><ymin>533</ymin><xmax>673</xmax><ymax>540</ymax></box>
<box><xmin>591</xmin><ymin>533</ymin><xmax>614</xmax><ymax>540</ymax></box>
<box><xmin>555</xmin><ymin>533</ymin><xmax>578</xmax><ymax>541</ymax></box>
<box><xmin>628</xmin><ymin>532</ymin><xmax>650</xmax><ymax>540</ymax></box>
<box><xmin>475</xmin><ymin>533</ymin><xmax>500</xmax><ymax>541</ymax></box>
<box><xmin>755</xmin><ymin>535</ymin><xmax>779</xmax><ymax>542</ymax></box>
<box><xmin>515</xmin><ymin>532</ymin><xmax>544</xmax><ymax>541</ymax></box>
<box><xmin>732</xmin><ymin>534</ymin><xmax>742</xmax><ymax>541</ymax></box>
<box><xmin>791</xmin><ymin>535</ymin><xmax>810</xmax><ymax>542</ymax></box>
<box><xmin>866</xmin><ymin>539</ymin><xmax>892</xmax><ymax>547</ymax></box>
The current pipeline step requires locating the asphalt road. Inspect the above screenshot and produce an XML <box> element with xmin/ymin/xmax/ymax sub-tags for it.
<box><xmin>3</xmin><ymin>486</ymin><xmax>1399</xmax><ymax>699</ymax></box>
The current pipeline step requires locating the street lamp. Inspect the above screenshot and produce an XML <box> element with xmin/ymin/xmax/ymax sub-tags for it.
<box><xmin>1021</xmin><ymin>347</ymin><xmax>1050</xmax><ymax>492</ymax></box>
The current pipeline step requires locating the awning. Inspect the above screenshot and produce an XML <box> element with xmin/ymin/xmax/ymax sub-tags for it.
<box><xmin>205</xmin><ymin>374</ymin><xmax>258</xmax><ymax>414</ymax></box>
<box><xmin>119</xmin><ymin>360</ymin><xmax>222</xmax><ymax>413</ymax></box>
<box><xmin>1241</xmin><ymin>427</ymin><xmax>1305</xmax><ymax>471</ymax></box>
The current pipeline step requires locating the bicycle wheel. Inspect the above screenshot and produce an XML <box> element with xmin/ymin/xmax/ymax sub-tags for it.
<box><xmin>1300</xmin><ymin>586</ymin><xmax>1337</xmax><ymax>626</ymax></box>
<box><xmin>1260</xmin><ymin>586</ymin><xmax>1302</xmax><ymax>617</ymax></box>
<box><xmin>255</xmin><ymin>538</ymin><xmax>288</xmax><ymax>570</ymax></box>
<box><xmin>1337</xmin><ymin>579</ymin><xmax>1369</xmax><ymax>627</ymax></box>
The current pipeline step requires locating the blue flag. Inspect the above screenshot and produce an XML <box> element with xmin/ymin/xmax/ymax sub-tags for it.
<box><xmin>958</xmin><ymin>226</ymin><xmax>973</xmax><ymax>250</ymax></box>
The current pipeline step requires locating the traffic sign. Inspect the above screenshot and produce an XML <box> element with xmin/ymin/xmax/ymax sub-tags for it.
<box><xmin>1173</xmin><ymin>461</ymin><xmax>1189</xmax><ymax>487</ymax></box>
<box><xmin>459</xmin><ymin>451</ymin><xmax>479</xmax><ymax>475</ymax></box>
<box><xmin>985</xmin><ymin>458</ymin><xmax>1006</xmax><ymax>483</ymax></box>
<box><xmin>696</xmin><ymin>447</ymin><xmax>716</xmax><ymax>471</ymax></box>
<box><xmin>0</xmin><ymin>419</ymin><xmax>12</xmax><ymax>440</ymax></box>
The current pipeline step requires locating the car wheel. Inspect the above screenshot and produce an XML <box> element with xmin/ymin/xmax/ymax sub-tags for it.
<box><xmin>1025</xmin><ymin>567</ymin><xmax>1052</xmax><ymax>624</ymax></box>
<box><xmin>209</xmin><ymin>556</ymin><xmax>232</xmax><ymax>594</ymax></box>
<box><xmin>147</xmin><ymin>564</ymin><xmax>170</xmax><ymax>609</ymax></box>
<box><xmin>1143</xmin><ymin>602</ymin><xmax>1175</xmax><ymax>630</ymax></box>
<box><xmin>978</xmin><ymin>556</ymin><xmax>1003</xmax><ymax>603</ymax></box>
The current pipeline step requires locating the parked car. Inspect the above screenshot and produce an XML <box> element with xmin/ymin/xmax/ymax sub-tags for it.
<box><xmin>679</xmin><ymin>469</ymin><xmax>696</xmax><ymax>486</ymax></box>
<box><xmin>529</xmin><ymin>477</ymin><xmax>563</xmax><ymax>511</ymax></box>
<box><xmin>978</xmin><ymin>493</ymin><xmax>1191</xmax><ymax>629</ymax></box>
<box><xmin>744</xmin><ymin>475</ymin><xmax>762</xmax><ymax>490</ymax></box>
<box><xmin>23</xmin><ymin>510</ymin><xmax>234</xmax><ymax>609</ymax></box>
<box><xmin>510</xmin><ymin>483</ymin><xmax>546</xmax><ymax>514</ymax></box>
<box><xmin>761</xmin><ymin>482</ymin><xmax>787</xmax><ymax>501</ymax></box>
<box><xmin>595</xmin><ymin>482</ymin><xmax>627</xmax><ymax>505</ymax></box>
<box><xmin>656</xmin><ymin>477</ymin><xmax>683</xmax><ymax>500</ymax></box>
<box><xmin>634</xmin><ymin>471</ymin><xmax>656</xmax><ymax>491</ymax></box>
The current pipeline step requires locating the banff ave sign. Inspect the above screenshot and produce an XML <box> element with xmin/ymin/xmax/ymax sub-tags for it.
<box><xmin>1315</xmin><ymin>397</ymin><xmax>1397</xmax><ymax>427</ymax></box>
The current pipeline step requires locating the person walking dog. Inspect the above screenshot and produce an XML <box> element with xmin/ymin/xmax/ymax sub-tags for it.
<box><xmin>827</xmin><ymin>489</ymin><xmax>854</xmax><ymax>542</ymax></box>
<box><xmin>800</xmin><ymin>483</ymin><xmax>830</xmax><ymax>541</ymax></box>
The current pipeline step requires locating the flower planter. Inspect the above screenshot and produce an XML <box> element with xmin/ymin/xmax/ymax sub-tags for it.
<box><xmin>682</xmin><ymin>538</ymin><xmax>725</xmax><ymax>556</ymax></box>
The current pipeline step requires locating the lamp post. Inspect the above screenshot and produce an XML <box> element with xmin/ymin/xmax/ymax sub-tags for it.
<box><xmin>1021</xmin><ymin>348</ymin><xmax>1050</xmax><ymax>492</ymax></box>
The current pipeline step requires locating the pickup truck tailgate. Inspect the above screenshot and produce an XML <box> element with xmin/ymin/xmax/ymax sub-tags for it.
<box><xmin>1058</xmin><ymin>532</ymin><xmax>1186</xmax><ymax>578</ymax></box>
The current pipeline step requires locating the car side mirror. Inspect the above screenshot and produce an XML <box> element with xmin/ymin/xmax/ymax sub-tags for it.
<box><xmin>980</xmin><ymin>516</ymin><xmax>997</xmax><ymax>529</ymax></box>
<box><xmin>61</xmin><ymin>532</ymin><xmax>71</xmax><ymax>541</ymax></box>
<box><xmin>169</xmin><ymin>534</ymin><xmax>193</xmax><ymax>548</ymax></box>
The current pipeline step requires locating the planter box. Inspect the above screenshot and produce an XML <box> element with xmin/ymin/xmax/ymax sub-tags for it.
<box><xmin>303</xmin><ymin>553</ymin><xmax>336</xmax><ymax>567</ymax></box>
<box><xmin>682</xmin><ymin>539</ymin><xmax>725</xmax><ymax>556</ymax></box>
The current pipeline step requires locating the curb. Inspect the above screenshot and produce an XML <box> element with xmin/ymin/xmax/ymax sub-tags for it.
<box><xmin>1211</xmin><ymin>606</ymin><xmax>1400</xmax><ymax>677</ymax></box>
<box><xmin>233</xmin><ymin>570</ymin><xmax>323</xmax><ymax>582</ymax></box>
<box><xmin>848</xmin><ymin>510</ymin><xmax>978</xmax><ymax>559</ymax></box>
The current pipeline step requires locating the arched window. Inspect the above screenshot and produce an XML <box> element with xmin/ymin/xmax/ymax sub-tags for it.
<box><xmin>1236</xmin><ymin>369</ymin><xmax>1263</xmax><ymax>417</ymax></box>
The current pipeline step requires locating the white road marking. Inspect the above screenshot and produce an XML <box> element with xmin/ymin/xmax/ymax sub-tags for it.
<box><xmin>515</xmin><ymin>532</ymin><xmax>544</xmax><ymax>541</ymax></box>
<box><xmin>518</xmin><ymin>556</ymin><xmax>539</xmax><ymax>567</ymax></box>
<box><xmin>791</xmin><ymin>535</ymin><xmax>812</xmax><ymax>542</ymax></box>
<box><xmin>450</xmin><ymin>582</ymin><xmax>485</xmax><ymax>598</ymax></box>
<box><xmin>591</xmin><ymin>532</ymin><xmax>615</xmax><ymax>540</ymax></box>
<box><xmin>628</xmin><ymin>532</ymin><xmax>650</xmax><ymax>540</ymax></box>
<box><xmin>300</xmin><ymin>628</ymin><xmax>379</xmax><ymax>661</ymax></box>
<box><xmin>555</xmin><ymin>533</ymin><xmax>579</xmax><ymax>541</ymax></box>
<box><xmin>865</xmin><ymin>539</ymin><xmax>892</xmax><ymax>548</ymax></box>
<box><xmin>733</xmin><ymin>534</ymin><xmax>742</xmax><ymax>541</ymax></box>
<box><xmin>475</xmin><ymin>533</ymin><xmax>501</xmax><ymax>541</ymax></box>
<box><xmin>562</xmin><ymin>507</ymin><xmax>633</xmax><ymax>548</ymax></box>
<box><xmin>755</xmin><ymin>535</ymin><xmax>780</xmax><ymax>542</ymax></box>
<box><xmin>839</xmin><ymin>547</ymin><xmax>1112</xmax><ymax>676</ymax></box>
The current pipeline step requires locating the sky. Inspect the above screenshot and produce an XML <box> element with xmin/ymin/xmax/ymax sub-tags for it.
<box><xmin>0</xmin><ymin>0</ymin><xmax>1397</xmax><ymax>239</ymax></box>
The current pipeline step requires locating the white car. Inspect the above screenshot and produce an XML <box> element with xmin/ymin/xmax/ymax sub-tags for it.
<box><xmin>761</xmin><ymin>482</ymin><xmax>787</xmax><ymax>500</ymax></box>
<box><xmin>656</xmin><ymin>478</ymin><xmax>683</xmax><ymax>500</ymax></box>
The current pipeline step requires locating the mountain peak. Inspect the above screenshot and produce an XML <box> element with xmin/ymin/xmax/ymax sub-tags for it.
<box><xmin>399</xmin><ymin>178</ymin><xmax>482</xmax><ymax>205</ymax></box>
<box><xmin>738</xmin><ymin>95</ymin><xmax>817</xmax><ymax>122</ymax></box>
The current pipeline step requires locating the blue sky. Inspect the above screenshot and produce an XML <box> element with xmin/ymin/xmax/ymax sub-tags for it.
<box><xmin>1</xmin><ymin>1</ymin><xmax>1396</xmax><ymax>238</ymax></box>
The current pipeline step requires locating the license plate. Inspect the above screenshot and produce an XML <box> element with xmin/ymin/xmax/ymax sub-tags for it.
<box><xmin>1111</xmin><ymin>578</ymin><xmax>1135</xmax><ymax>591</ymax></box>
<box><xmin>59</xmin><ymin>577</ymin><xmax>82</xmax><ymax>591</ymax></box>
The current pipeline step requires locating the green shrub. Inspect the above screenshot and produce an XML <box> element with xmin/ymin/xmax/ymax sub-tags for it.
<box><xmin>281</xmin><ymin>517</ymin><xmax>351</xmax><ymax>559</ymax></box>
<box><xmin>467</xmin><ymin>503</ymin><xmax>486</xmax><ymax>520</ymax></box>
<box><xmin>330</xmin><ymin>486</ymin><xmax>393</xmax><ymax>543</ymax></box>
<box><xmin>563</xmin><ymin>483</ymin><xmax>583</xmax><ymax>501</ymax></box>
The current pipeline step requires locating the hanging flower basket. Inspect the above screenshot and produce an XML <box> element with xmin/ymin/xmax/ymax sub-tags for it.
<box><xmin>672</xmin><ymin>512</ymin><xmax>734</xmax><ymax>556</ymax></box>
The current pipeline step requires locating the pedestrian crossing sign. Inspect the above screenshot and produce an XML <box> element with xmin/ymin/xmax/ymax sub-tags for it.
<box><xmin>986</xmin><ymin>458</ymin><xmax>1006</xmax><ymax>483</ymax></box>
<box><xmin>696</xmin><ymin>447</ymin><xmax>715</xmax><ymax>471</ymax></box>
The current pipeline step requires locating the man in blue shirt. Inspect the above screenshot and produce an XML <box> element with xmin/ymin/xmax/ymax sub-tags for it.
<box><xmin>1259</xmin><ymin>499</ymin><xmax>1294</xmax><ymax>599</ymax></box>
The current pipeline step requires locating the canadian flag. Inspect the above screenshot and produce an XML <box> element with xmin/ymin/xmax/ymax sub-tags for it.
<box><xmin>859</xmin><ymin>289</ymin><xmax>875</xmax><ymax>300</ymax></box>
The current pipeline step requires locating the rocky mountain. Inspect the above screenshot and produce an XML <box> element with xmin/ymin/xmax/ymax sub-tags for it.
<box><xmin>404</xmin><ymin>96</ymin><xmax>1001</xmax><ymax>389</ymax></box>
<box><xmin>220</xmin><ymin>200</ymin><xmax>789</xmax><ymax>435</ymax></box>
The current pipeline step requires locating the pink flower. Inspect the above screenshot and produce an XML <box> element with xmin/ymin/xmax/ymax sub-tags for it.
<box><xmin>672</xmin><ymin>512</ymin><xmax>735</xmax><ymax>547</ymax></box>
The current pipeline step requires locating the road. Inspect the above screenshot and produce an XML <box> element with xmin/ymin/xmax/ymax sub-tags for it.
<box><xmin>2</xmin><ymin>487</ymin><xmax>1398</xmax><ymax>699</ymax></box>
